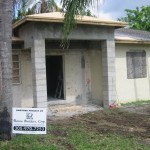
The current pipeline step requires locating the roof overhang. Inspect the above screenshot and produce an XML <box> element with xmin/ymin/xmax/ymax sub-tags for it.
<box><xmin>13</xmin><ymin>12</ymin><xmax>127</xmax><ymax>30</ymax></box>
<box><xmin>115</xmin><ymin>36</ymin><xmax>150</xmax><ymax>44</ymax></box>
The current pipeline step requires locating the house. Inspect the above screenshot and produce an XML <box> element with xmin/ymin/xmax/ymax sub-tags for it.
<box><xmin>12</xmin><ymin>12</ymin><xmax>150</xmax><ymax>108</ymax></box>
<box><xmin>115</xmin><ymin>28</ymin><xmax>150</xmax><ymax>103</ymax></box>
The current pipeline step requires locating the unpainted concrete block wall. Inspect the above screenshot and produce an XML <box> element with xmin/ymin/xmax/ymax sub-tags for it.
<box><xmin>12</xmin><ymin>50</ymin><xmax>33</xmax><ymax>107</ymax></box>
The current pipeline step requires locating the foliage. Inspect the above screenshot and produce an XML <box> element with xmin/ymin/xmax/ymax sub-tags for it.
<box><xmin>118</xmin><ymin>5</ymin><xmax>150</xmax><ymax>31</ymax></box>
<box><xmin>13</xmin><ymin>0</ymin><xmax>60</xmax><ymax>22</ymax></box>
<box><xmin>60</xmin><ymin>0</ymin><xmax>101</xmax><ymax>42</ymax></box>
<box><xmin>13</xmin><ymin>0</ymin><xmax>34</xmax><ymax>21</ymax></box>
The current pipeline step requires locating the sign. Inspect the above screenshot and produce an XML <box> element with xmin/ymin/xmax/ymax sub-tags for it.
<box><xmin>12</xmin><ymin>108</ymin><xmax>46</xmax><ymax>134</ymax></box>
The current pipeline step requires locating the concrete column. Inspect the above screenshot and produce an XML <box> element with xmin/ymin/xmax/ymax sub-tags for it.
<box><xmin>31</xmin><ymin>38</ymin><xmax>47</xmax><ymax>108</ymax></box>
<box><xmin>102</xmin><ymin>40</ymin><xmax>116</xmax><ymax>108</ymax></box>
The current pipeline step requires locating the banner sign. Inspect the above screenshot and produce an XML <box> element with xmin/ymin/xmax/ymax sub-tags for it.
<box><xmin>12</xmin><ymin>108</ymin><xmax>46</xmax><ymax>134</ymax></box>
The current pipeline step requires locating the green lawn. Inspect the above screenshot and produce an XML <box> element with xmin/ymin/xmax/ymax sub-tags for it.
<box><xmin>121</xmin><ymin>100</ymin><xmax>150</xmax><ymax>106</ymax></box>
<box><xmin>0</xmin><ymin>125</ymin><xmax>149</xmax><ymax>150</ymax></box>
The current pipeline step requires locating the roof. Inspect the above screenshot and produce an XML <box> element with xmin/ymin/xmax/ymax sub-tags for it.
<box><xmin>115</xmin><ymin>28</ymin><xmax>150</xmax><ymax>44</ymax></box>
<box><xmin>13</xmin><ymin>12</ymin><xmax>127</xmax><ymax>29</ymax></box>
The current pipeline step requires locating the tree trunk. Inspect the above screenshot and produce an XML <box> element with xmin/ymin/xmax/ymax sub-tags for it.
<box><xmin>0</xmin><ymin>0</ymin><xmax>13</xmax><ymax>140</ymax></box>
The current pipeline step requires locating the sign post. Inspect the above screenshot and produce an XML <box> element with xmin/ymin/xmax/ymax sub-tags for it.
<box><xmin>12</xmin><ymin>108</ymin><xmax>46</xmax><ymax>134</ymax></box>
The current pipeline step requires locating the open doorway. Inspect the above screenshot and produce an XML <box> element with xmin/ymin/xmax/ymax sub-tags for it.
<box><xmin>46</xmin><ymin>55</ymin><xmax>64</xmax><ymax>101</ymax></box>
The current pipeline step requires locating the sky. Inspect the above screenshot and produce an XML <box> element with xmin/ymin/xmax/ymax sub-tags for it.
<box><xmin>56</xmin><ymin>0</ymin><xmax>150</xmax><ymax>20</ymax></box>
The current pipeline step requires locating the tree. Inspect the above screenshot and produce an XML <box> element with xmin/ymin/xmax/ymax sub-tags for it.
<box><xmin>118</xmin><ymin>5</ymin><xmax>150</xmax><ymax>31</ymax></box>
<box><xmin>0</xmin><ymin>0</ymin><xmax>13</xmax><ymax>140</ymax></box>
<box><xmin>13</xmin><ymin>0</ymin><xmax>60</xmax><ymax>21</ymax></box>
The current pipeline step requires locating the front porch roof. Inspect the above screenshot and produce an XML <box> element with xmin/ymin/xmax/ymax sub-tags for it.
<box><xmin>13</xmin><ymin>12</ymin><xmax>127</xmax><ymax>30</ymax></box>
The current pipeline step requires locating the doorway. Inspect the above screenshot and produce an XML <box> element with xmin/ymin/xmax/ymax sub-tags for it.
<box><xmin>46</xmin><ymin>55</ymin><xmax>64</xmax><ymax>100</ymax></box>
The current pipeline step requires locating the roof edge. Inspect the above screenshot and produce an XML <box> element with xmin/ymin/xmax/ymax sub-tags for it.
<box><xmin>13</xmin><ymin>14</ymin><xmax>127</xmax><ymax>30</ymax></box>
<box><xmin>115</xmin><ymin>39</ymin><xmax>150</xmax><ymax>44</ymax></box>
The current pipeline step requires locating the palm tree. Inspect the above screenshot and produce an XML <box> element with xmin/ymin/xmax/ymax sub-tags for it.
<box><xmin>61</xmin><ymin>0</ymin><xmax>103</xmax><ymax>41</ymax></box>
<box><xmin>0</xmin><ymin>0</ymin><xmax>13</xmax><ymax>140</ymax></box>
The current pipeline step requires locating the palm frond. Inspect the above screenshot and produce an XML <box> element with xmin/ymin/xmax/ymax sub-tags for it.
<box><xmin>60</xmin><ymin>0</ymin><xmax>103</xmax><ymax>42</ymax></box>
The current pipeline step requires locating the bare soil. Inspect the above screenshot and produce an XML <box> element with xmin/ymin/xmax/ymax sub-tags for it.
<box><xmin>48</xmin><ymin>104</ymin><xmax>150</xmax><ymax>147</ymax></box>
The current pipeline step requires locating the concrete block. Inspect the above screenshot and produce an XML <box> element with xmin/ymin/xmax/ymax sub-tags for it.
<box><xmin>36</xmin><ymin>96</ymin><xmax>47</xmax><ymax>103</ymax></box>
<box><xmin>34</xmin><ymin>85</ymin><xmax>47</xmax><ymax>92</ymax></box>
<box><xmin>34</xmin><ymin>74</ymin><xmax>47</xmax><ymax>80</ymax></box>
<box><xmin>34</xmin><ymin>62</ymin><xmax>46</xmax><ymax>69</ymax></box>
<box><xmin>37</xmin><ymin>102</ymin><xmax>47</xmax><ymax>108</ymax></box>
<box><xmin>32</xmin><ymin>79</ymin><xmax>47</xmax><ymax>86</ymax></box>
<box><xmin>33</xmin><ymin>89</ymin><xmax>47</xmax><ymax>97</ymax></box>
<box><xmin>34</xmin><ymin>57</ymin><xmax>46</xmax><ymax>63</ymax></box>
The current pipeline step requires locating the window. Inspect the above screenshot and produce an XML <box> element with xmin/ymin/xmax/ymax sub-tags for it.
<box><xmin>12</xmin><ymin>54</ymin><xmax>20</xmax><ymax>83</ymax></box>
<box><xmin>126</xmin><ymin>51</ymin><xmax>147</xmax><ymax>79</ymax></box>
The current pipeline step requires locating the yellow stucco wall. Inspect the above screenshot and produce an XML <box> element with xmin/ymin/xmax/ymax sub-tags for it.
<box><xmin>115</xmin><ymin>43</ymin><xmax>150</xmax><ymax>103</ymax></box>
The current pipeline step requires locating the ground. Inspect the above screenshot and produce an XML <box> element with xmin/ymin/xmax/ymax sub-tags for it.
<box><xmin>48</xmin><ymin>104</ymin><xmax>150</xmax><ymax>148</ymax></box>
<box><xmin>0</xmin><ymin>104</ymin><xmax>150</xmax><ymax>149</ymax></box>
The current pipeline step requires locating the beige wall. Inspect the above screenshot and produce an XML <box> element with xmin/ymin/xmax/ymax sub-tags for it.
<box><xmin>115</xmin><ymin>43</ymin><xmax>150</xmax><ymax>103</ymax></box>
<box><xmin>13</xmin><ymin>50</ymin><xmax>33</xmax><ymax>107</ymax></box>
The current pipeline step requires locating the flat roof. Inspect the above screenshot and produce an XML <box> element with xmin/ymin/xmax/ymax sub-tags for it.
<box><xmin>13</xmin><ymin>12</ymin><xmax>127</xmax><ymax>29</ymax></box>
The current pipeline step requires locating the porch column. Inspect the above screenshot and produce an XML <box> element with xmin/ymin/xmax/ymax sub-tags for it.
<box><xmin>31</xmin><ymin>38</ymin><xmax>47</xmax><ymax>108</ymax></box>
<box><xmin>102</xmin><ymin>40</ymin><xmax>116</xmax><ymax>108</ymax></box>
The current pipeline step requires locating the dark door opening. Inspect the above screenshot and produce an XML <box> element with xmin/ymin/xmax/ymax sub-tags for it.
<box><xmin>46</xmin><ymin>55</ymin><xmax>64</xmax><ymax>100</ymax></box>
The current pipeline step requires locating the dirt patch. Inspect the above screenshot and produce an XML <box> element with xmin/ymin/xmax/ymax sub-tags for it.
<box><xmin>48</xmin><ymin>104</ymin><xmax>150</xmax><ymax>147</ymax></box>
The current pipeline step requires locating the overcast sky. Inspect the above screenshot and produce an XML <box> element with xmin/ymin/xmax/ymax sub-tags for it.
<box><xmin>56</xmin><ymin>0</ymin><xmax>150</xmax><ymax>20</ymax></box>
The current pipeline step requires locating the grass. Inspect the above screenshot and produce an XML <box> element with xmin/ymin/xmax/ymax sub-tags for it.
<box><xmin>0</xmin><ymin>125</ymin><xmax>149</xmax><ymax>150</ymax></box>
<box><xmin>121</xmin><ymin>100</ymin><xmax>150</xmax><ymax>107</ymax></box>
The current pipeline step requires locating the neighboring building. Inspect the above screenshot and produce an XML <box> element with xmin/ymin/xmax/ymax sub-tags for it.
<box><xmin>115</xmin><ymin>28</ymin><xmax>150</xmax><ymax>103</ymax></box>
<box><xmin>12</xmin><ymin>12</ymin><xmax>150</xmax><ymax>108</ymax></box>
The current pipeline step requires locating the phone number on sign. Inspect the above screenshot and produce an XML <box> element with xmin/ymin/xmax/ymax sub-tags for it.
<box><xmin>14</xmin><ymin>126</ymin><xmax>45</xmax><ymax>131</ymax></box>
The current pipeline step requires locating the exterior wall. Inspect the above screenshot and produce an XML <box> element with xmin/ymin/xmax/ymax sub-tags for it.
<box><xmin>46</xmin><ymin>50</ymin><xmax>89</xmax><ymax>105</ymax></box>
<box><xmin>16</xmin><ymin>22</ymin><xmax>116</xmax><ymax>107</ymax></box>
<box><xmin>115</xmin><ymin>43</ymin><xmax>150</xmax><ymax>103</ymax></box>
<box><xmin>65</xmin><ymin>52</ymin><xmax>82</xmax><ymax>104</ymax></box>
<box><xmin>12</xmin><ymin>50</ymin><xmax>33</xmax><ymax>107</ymax></box>
<box><xmin>46</xmin><ymin>49</ymin><xmax>103</xmax><ymax>105</ymax></box>
<box><xmin>89</xmin><ymin>50</ymin><xmax>103</xmax><ymax>105</ymax></box>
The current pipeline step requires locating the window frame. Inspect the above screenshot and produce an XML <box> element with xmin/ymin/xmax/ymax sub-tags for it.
<box><xmin>12</xmin><ymin>53</ymin><xmax>21</xmax><ymax>84</ymax></box>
